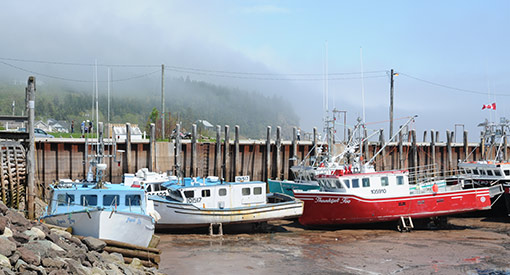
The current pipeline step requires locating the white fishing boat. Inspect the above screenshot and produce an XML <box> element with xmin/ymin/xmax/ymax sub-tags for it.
<box><xmin>124</xmin><ymin>168</ymin><xmax>174</xmax><ymax>196</ymax></box>
<box><xmin>151</xmin><ymin>177</ymin><xmax>303</xmax><ymax>229</ymax></box>
<box><xmin>40</xmin><ymin>122</ymin><xmax>159</xmax><ymax>247</ymax></box>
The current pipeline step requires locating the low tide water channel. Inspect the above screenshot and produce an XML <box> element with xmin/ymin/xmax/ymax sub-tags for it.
<box><xmin>157</xmin><ymin>215</ymin><xmax>510</xmax><ymax>275</ymax></box>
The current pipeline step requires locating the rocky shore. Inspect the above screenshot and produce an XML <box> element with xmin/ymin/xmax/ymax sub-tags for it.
<box><xmin>0</xmin><ymin>202</ymin><xmax>163</xmax><ymax>275</ymax></box>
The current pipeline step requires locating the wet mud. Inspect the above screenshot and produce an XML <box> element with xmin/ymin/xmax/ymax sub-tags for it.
<box><xmin>158</xmin><ymin>215</ymin><xmax>510</xmax><ymax>275</ymax></box>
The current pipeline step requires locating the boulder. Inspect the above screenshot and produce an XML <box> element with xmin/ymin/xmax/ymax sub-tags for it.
<box><xmin>1</xmin><ymin>228</ymin><xmax>12</xmax><ymax>238</ymax></box>
<box><xmin>24</xmin><ymin>240</ymin><xmax>65</xmax><ymax>258</ymax></box>
<box><xmin>0</xmin><ymin>254</ymin><xmax>11</xmax><ymax>269</ymax></box>
<box><xmin>65</xmin><ymin>258</ymin><xmax>92</xmax><ymax>275</ymax></box>
<box><xmin>49</xmin><ymin>229</ymin><xmax>72</xmax><ymax>240</ymax></box>
<box><xmin>0</xmin><ymin>237</ymin><xmax>16</xmax><ymax>257</ymax></box>
<box><xmin>82</xmin><ymin>237</ymin><xmax>106</xmax><ymax>252</ymax></box>
<box><xmin>12</xmin><ymin>232</ymin><xmax>30</xmax><ymax>244</ymax></box>
<box><xmin>16</xmin><ymin>247</ymin><xmax>40</xmax><ymax>266</ymax></box>
<box><xmin>5</xmin><ymin>211</ymin><xmax>29</xmax><ymax>227</ymax></box>
<box><xmin>23</xmin><ymin>227</ymin><xmax>46</xmax><ymax>241</ymax></box>
<box><xmin>90</xmin><ymin>267</ymin><xmax>106</xmax><ymax>275</ymax></box>
<box><xmin>0</xmin><ymin>203</ymin><xmax>8</xmax><ymax>215</ymax></box>
<box><xmin>48</xmin><ymin>270</ymin><xmax>68</xmax><ymax>275</ymax></box>
<box><xmin>129</xmin><ymin>258</ymin><xmax>144</xmax><ymax>270</ymax></box>
<box><xmin>42</xmin><ymin>257</ymin><xmax>67</xmax><ymax>269</ymax></box>
<box><xmin>0</xmin><ymin>217</ymin><xmax>7</xmax><ymax>235</ymax></box>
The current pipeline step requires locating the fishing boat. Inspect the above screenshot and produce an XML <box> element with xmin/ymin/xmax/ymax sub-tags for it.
<box><xmin>124</xmin><ymin>168</ymin><xmax>174</xmax><ymax>196</ymax></box>
<box><xmin>40</xmin><ymin>123</ymin><xmax>158</xmax><ymax>247</ymax></box>
<box><xmin>151</xmin><ymin>177</ymin><xmax>304</xmax><ymax>229</ymax></box>
<box><xmin>293</xmin><ymin>116</ymin><xmax>503</xmax><ymax>229</ymax></box>
<box><xmin>294</xmin><ymin>166</ymin><xmax>501</xmax><ymax>229</ymax></box>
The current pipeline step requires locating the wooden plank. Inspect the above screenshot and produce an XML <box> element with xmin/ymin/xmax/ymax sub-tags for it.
<box><xmin>0</xmin><ymin>148</ymin><xmax>6</xmax><ymax>204</ymax></box>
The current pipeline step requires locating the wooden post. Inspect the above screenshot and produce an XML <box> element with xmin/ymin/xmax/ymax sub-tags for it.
<box><xmin>292</xmin><ymin>127</ymin><xmax>298</xmax><ymax>168</ymax></box>
<box><xmin>276</xmin><ymin>126</ymin><xmax>282</xmax><ymax>180</ymax></box>
<box><xmin>435</xmin><ymin>131</ymin><xmax>440</xmax><ymax>143</ymax></box>
<box><xmin>423</xmin><ymin>131</ymin><xmax>427</xmax><ymax>142</ymax></box>
<box><xmin>191</xmin><ymin>124</ymin><xmax>197</xmax><ymax>177</ymax></box>
<box><xmin>234</xmin><ymin>125</ymin><xmax>240</xmax><ymax>178</ymax></box>
<box><xmin>161</xmin><ymin>64</ymin><xmax>165</xmax><ymax>140</ymax></box>
<box><xmin>174</xmin><ymin>124</ymin><xmax>181</xmax><ymax>177</ymax></box>
<box><xmin>223</xmin><ymin>125</ymin><xmax>230</xmax><ymax>181</ymax></box>
<box><xmin>398</xmin><ymin>127</ymin><xmax>403</xmax><ymax>169</ymax></box>
<box><xmin>379</xmin><ymin>129</ymin><xmax>386</xmax><ymax>171</ymax></box>
<box><xmin>215</xmin><ymin>125</ymin><xmax>221</xmax><ymax>177</ymax></box>
<box><xmin>125</xmin><ymin>123</ymin><xmax>132</xmax><ymax>174</ymax></box>
<box><xmin>430</xmin><ymin>130</ymin><xmax>436</xmax><ymax>173</ymax></box>
<box><xmin>463</xmin><ymin>130</ymin><xmax>468</xmax><ymax>161</ymax></box>
<box><xmin>149</xmin><ymin>123</ymin><xmax>155</xmax><ymax>171</ymax></box>
<box><xmin>446</xmin><ymin>130</ymin><xmax>452</xmax><ymax>175</ymax></box>
<box><xmin>266</xmin><ymin>126</ymin><xmax>271</xmax><ymax>181</ymax></box>
<box><xmin>26</xmin><ymin>76</ymin><xmax>36</xmax><ymax>219</ymax></box>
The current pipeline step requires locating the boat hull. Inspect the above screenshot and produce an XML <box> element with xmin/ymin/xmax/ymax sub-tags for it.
<box><xmin>267</xmin><ymin>179</ymin><xmax>319</xmax><ymax>197</ymax></box>
<box><xmin>153</xmin><ymin>194</ymin><xmax>304</xmax><ymax>229</ymax></box>
<box><xmin>294</xmin><ymin>188</ymin><xmax>492</xmax><ymax>226</ymax></box>
<box><xmin>42</xmin><ymin>209</ymin><xmax>155</xmax><ymax>247</ymax></box>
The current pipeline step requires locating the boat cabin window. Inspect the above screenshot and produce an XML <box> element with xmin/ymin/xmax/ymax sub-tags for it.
<box><xmin>381</xmin><ymin>177</ymin><xmax>389</xmax><ymax>187</ymax></box>
<box><xmin>202</xmin><ymin>189</ymin><xmax>211</xmax><ymax>197</ymax></box>
<box><xmin>352</xmin><ymin>179</ymin><xmax>359</xmax><ymax>188</ymax></box>
<box><xmin>397</xmin><ymin>176</ymin><xmax>404</xmax><ymax>185</ymax></box>
<box><xmin>219</xmin><ymin>188</ymin><xmax>227</xmax><ymax>196</ymax></box>
<box><xmin>487</xmin><ymin>170</ymin><xmax>494</xmax><ymax>176</ymax></box>
<box><xmin>505</xmin><ymin>170</ymin><xmax>510</xmax><ymax>176</ymax></box>
<box><xmin>495</xmin><ymin>170</ymin><xmax>502</xmax><ymax>176</ymax></box>
<box><xmin>362</xmin><ymin>178</ymin><xmax>370</xmax><ymax>188</ymax></box>
<box><xmin>184</xmin><ymin>190</ymin><xmax>194</xmax><ymax>198</ymax></box>
<box><xmin>480</xmin><ymin>170</ymin><xmax>486</xmax><ymax>175</ymax></box>
<box><xmin>334</xmin><ymin>180</ymin><xmax>343</xmax><ymax>189</ymax></box>
<box><xmin>254</xmin><ymin>187</ymin><xmax>262</xmax><ymax>195</ymax></box>
<box><xmin>146</xmin><ymin>185</ymin><xmax>152</xmax><ymax>192</ymax></box>
<box><xmin>57</xmin><ymin>193</ymin><xmax>75</xmax><ymax>206</ymax></box>
<box><xmin>473</xmin><ymin>169</ymin><xmax>479</xmax><ymax>175</ymax></box>
<box><xmin>103</xmin><ymin>195</ymin><xmax>119</xmax><ymax>206</ymax></box>
<box><xmin>242</xmin><ymin>188</ymin><xmax>251</xmax><ymax>196</ymax></box>
<box><xmin>343</xmin><ymin>179</ymin><xmax>350</xmax><ymax>188</ymax></box>
<box><xmin>81</xmin><ymin>195</ymin><xmax>98</xmax><ymax>206</ymax></box>
<box><xmin>126</xmin><ymin>195</ymin><xmax>141</xmax><ymax>206</ymax></box>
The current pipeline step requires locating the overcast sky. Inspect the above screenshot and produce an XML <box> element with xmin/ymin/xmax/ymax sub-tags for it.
<box><xmin>1</xmin><ymin>0</ymin><xmax>509</xmax><ymax>141</ymax></box>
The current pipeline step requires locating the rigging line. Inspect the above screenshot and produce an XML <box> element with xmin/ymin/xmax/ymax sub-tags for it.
<box><xmin>400</xmin><ymin>73</ymin><xmax>510</xmax><ymax>97</ymax></box>
<box><xmin>364</xmin><ymin>116</ymin><xmax>415</xmax><ymax>126</ymax></box>
<box><xmin>0</xmin><ymin>61</ymin><xmax>159</xmax><ymax>83</ymax></box>
<box><xmin>165</xmin><ymin>67</ymin><xmax>387</xmax><ymax>81</ymax></box>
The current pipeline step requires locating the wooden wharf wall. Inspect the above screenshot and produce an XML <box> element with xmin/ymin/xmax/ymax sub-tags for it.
<box><xmin>34</xmin><ymin>128</ymin><xmax>493</xmax><ymax>197</ymax></box>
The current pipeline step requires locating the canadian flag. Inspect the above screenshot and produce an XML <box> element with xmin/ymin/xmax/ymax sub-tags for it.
<box><xmin>482</xmin><ymin>103</ymin><xmax>496</xmax><ymax>110</ymax></box>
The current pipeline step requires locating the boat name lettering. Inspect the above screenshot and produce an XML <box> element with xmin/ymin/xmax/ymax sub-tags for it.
<box><xmin>371</xmin><ymin>189</ymin><xmax>387</xmax><ymax>194</ymax></box>
<box><xmin>187</xmin><ymin>197</ymin><xmax>202</xmax><ymax>203</ymax></box>
<box><xmin>315</xmin><ymin>197</ymin><xmax>351</xmax><ymax>204</ymax></box>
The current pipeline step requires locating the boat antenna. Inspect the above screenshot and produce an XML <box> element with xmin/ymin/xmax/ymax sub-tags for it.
<box><xmin>360</xmin><ymin>46</ymin><xmax>366</xmax><ymax>124</ymax></box>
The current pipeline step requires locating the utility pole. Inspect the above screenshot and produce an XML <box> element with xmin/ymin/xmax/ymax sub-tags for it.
<box><xmin>389</xmin><ymin>69</ymin><xmax>398</xmax><ymax>137</ymax></box>
<box><xmin>26</xmin><ymin>76</ymin><xmax>35</xmax><ymax>219</ymax></box>
<box><xmin>161</xmin><ymin>64</ymin><xmax>165</xmax><ymax>139</ymax></box>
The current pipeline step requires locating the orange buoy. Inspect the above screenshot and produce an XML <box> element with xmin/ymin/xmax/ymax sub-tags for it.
<box><xmin>432</xmin><ymin>183</ymin><xmax>439</xmax><ymax>193</ymax></box>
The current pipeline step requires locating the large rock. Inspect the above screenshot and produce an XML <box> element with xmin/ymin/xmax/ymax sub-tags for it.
<box><xmin>0</xmin><ymin>216</ymin><xmax>7</xmax><ymax>235</ymax></box>
<box><xmin>1</xmin><ymin>228</ymin><xmax>12</xmax><ymax>238</ymax></box>
<box><xmin>82</xmin><ymin>237</ymin><xmax>106</xmax><ymax>252</ymax></box>
<box><xmin>0</xmin><ymin>254</ymin><xmax>11</xmax><ymax>269</ymax></box>
<box><xmin>90</xmin><ymin>267</ymin><xmax>106</xmax><ymax>275</ymax></box>
<box><xmin>48</xmin><ymin>270</ymin><xmax>68</xmax><ymax>275</ymax></box>
<box><xmin>0</xmin><ymin>237</ymin><xmax>16</xmax><ymax>257</ymax></box>
<box><xmin>49</xmin><ymin>229</ymin><xmax>71</xmax><ymax>240</ymax></box>
<box><xmin>24</xmin><ymin>240</ymin><xmax>65</xmax><ymax>258</ymax></box>
<box><xmin>12</xmin><ymin>232</ymin><xmax>30</xmax><ymax>244</ymax></box>
<box><xmin>0</xmin><ymin>203</ymin><xmax>8</xmax><ymax>215</ymax></box>
<box><xmin>16</xmin><ymin>247</ymin><xmax>40</xmax><ymax>266</ymax></box>
<box><xmin>23</xmin><ymin>227</ymin><xmax>45</xmax><ymax>241</ymax></box>
<box><xmin>41</xmin><ymin>257</ymin><xmax>67</xmax><ymax>269</ymax></box>
<box><xmin>129</xmin><ymin>258</ymin><xmax>144</xmax><ymax>270</ymax></box>
<box><xmin>5</xmin><ymin>211</ymin><xmax>29</xmax><ymax>227</ymax></box>
<box><xmin>65</xmin><ymin>258</ymin><xmax>92</xmax><ymax>275</ymax></box>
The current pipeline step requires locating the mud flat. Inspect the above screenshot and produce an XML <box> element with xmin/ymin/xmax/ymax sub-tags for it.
<box><xmin>158</xmin><ymin>215</ymin><xmax>510</xmax><ymax>275</ymax></box>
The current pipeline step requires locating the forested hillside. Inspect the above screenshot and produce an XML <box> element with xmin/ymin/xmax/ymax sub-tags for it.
<box><xmin>0</xmin><ymin>77</ymin><xmax>299</xmax><ymax>138</ymax></box>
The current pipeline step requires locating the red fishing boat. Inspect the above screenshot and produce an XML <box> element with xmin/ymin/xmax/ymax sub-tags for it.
<box><xmin>294</xmin><ymin>167</ymin><xmax>501</xmax><ymax>229</ymax></box>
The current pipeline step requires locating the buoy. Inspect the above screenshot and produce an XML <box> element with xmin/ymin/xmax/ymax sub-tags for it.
<box><xmin>432</xmin><ymin>183</ymin><xmax>439</xmax><ymax>193</ymax></box>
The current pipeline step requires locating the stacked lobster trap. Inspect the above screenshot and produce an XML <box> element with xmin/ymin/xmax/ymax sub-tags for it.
<box><xmin>0</xmin><ymin>141</ymin><xmax>26</xmax><ymax>209</ymax></box>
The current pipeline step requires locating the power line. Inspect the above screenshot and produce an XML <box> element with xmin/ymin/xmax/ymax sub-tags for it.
<box><xmin>0</xmin><ymin>61</ymin><xmax>160</xmax><ymax>83</ymax></box>
<box><xmin>0</xmin><ymin>57</ymin><xmax>160</xmax><ymax>68</ymax></box>
<box><xmin>399</xmin><ymin>73</ymin><xmax>510</xmax><ymax>97</ymax></box>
